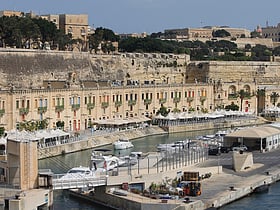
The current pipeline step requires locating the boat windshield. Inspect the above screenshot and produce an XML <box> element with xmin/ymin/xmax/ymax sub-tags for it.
<box><xmin>68</xmin><ymin>169</ymin><xmax>89</xmax><ymax>174</ymax></box>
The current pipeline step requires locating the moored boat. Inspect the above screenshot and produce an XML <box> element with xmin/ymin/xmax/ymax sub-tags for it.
<box><xmin>90</xmin><ymin>151</ymin><xmax>126</xmax><ymax>172</ymax></box>
<box><xmin>60</xmin><ymin>166</ymin><xmax>95</xmax><ymax>180</ymax></box>
<box><xmin>113</xmin><ymin>138</ymin><xmax>134</xmax><ymax>150</ymax></box>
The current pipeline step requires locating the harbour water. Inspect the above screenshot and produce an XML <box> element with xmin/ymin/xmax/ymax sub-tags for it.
<box><xmin>220</xmin><ymin>181</ymin><xmax>280</xmax><ymax>210</ymax></box>
<box><xmin>39</xmin><ymin>129</ymin><xmax>280</xmax><ymax>209</ymax></box>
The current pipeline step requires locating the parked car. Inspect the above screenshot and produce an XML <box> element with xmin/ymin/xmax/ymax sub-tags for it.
<box><xmin>220</xmin><ymin>146</ymin><xmax>230</xmax><ymax>153</ymax></box>
<box><xmin>208</xmin><ymin>147</ymin><xmax>221</xmax><ymax>156</ymax></box>
<box><xmin>232</xmin><ymin>145</ymin><xmax>248</xmax><ymax>152</ymax></box>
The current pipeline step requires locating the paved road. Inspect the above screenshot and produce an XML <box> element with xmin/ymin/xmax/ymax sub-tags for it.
<box><xmin>187</xmin><ymin>148</ymin><xmax>280</xmax><ymax>208</ymax></box>
<box><xmin>197</xmin><ymin>148</ymin><xmax>280</xmax><ymax>177</ymax></box>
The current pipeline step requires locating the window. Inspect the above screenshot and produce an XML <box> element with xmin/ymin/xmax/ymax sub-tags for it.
<box><xmin>39</xmin><ymin>99</ymin><xmax>43</xmax><ymax>107</ymax></box>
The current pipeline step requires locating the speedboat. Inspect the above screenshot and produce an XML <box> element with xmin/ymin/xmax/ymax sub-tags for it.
<box><xmin>60</xmin><ymin>166</ymin><xmax>95</xmax><ymax>180</ymax></box>
<box><xmin>113</xmin><ymin>138</ymin><xmax>134</xmax><ymax>150</ymax></box>
<box><xmin>119</xmin><ymin>151</ymin><xmax>147</xmax><ymax>166</ymax></box>
<box><xmin>157</xmin><ymin>140</ymin><xmax>188</xmax><ymax>152</ymax></box>
<box><xmin>91</xmin><ymin>151</ymin><xmax>126</xmax><ymax>172</ymax></box>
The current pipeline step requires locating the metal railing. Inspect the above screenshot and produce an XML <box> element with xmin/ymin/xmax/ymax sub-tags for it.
<box><xmin>52</xmin><ymin>174</ymin><xmax>107</xmax><ymax>190</ymax></box>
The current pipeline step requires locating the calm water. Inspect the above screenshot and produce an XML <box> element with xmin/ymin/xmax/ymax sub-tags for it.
<box><xmin>39</xmin><ymin>129</ymin><xmax>280</xmax><ymax>210</ymax></box>
<box><xmin>220</xmin><ymin>181</ymin><xmax>280</xmax><ymax>210</ymax></box>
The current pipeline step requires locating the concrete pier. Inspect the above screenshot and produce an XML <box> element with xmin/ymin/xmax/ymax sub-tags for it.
<box><xmin>67</xmin><ymin>152</ymin><xmax>280</xmax><ymax>210</ymax></box>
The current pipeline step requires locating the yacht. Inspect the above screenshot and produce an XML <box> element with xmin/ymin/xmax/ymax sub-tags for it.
<box><xmin>60</xmin><ymin>166</ymin><xmax>95</xmax><ymax>180</ymax></box>
<box><xmin>91</xmin><ymin>151</ymin><xmax>126</xmax><ymax>172</ymax></box>
<box><xmin>113</xmin><ymin>138</ymin><xmax>134</xmax><ymax>150</ymax></box>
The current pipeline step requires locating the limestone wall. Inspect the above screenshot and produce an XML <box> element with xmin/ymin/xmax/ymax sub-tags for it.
<box><xmin>0</xmin><ymin>49</ymin><xmax>188</xmax><ymax>89</ymax></box>
<box><xmin>186</xmin><ymin>61</ymin><xmax>280</xmax><ymax>84</ymax></box>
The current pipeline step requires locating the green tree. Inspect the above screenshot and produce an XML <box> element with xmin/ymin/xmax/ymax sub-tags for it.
<box><xmin>237</xmin><ymin>89</ymin><xmax>252</xmax><ymax>111</ymax></box>
<box><xmin>32</xmin><ymin>18</ymin><xmax>58</xmax><ymax>42</ymax></box>
<box><xmin>273</xmin><ymin>46</ymin><xmax>280</xmax><ymax>56</ymax></box>
<box><xmin>251</xmin><ymin>30</ymin><xmax>262</xmax><ymax>38</ymax></box>
<box><xmin>212</xmin><ymin>29</ymin><xmax>231</xmax><ymax>37</ymax></box>
<box><xmin>156</xmin><ymin>106</ymin><xmax>169</xmax><ymax>117</ymax></box>
<box><xmin>89</xmin><ymin>27</ymin><xmax>119</xmax><ymax>53</ymax></box>
<box><xmin>225</xmin><ymin>102</ymin><xmax>239</xmax><ymax>111</ymax></box>
<box><xmin>251</xmin><ymin>44</ymin><xmax>272</xmax><ymax>61</ymax></box>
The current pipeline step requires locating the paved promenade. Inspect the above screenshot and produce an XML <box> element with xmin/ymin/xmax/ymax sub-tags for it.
<box><xmin>101</xmin><ymin>148</ymin><xmax>280</xmax><ymax>210</ymax></box>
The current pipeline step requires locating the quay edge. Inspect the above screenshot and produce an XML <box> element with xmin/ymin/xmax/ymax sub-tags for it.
<box><xmin>67</xmin><ymin>161</ymin><xmax>280</xmax><ymax>210</ymax></box>
<box><xmin>38</xmin><ymin>116</ymin><xmax>267</xmax><ymax>159</ymax></box>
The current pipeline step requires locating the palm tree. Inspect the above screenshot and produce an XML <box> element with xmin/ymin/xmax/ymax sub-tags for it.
<box><xmin>270</xmin><ymin>92</ymin><xmax>280</xmax><ymax>106</ymax></box>
<box><xmin>256</xmin><ymin>89</ymin><xmax>266</xmax><ymax>114</ymax></box>
<box><xmin>237</xmin><ymin>89</ymin><xmax>246</xmax><ymax>112</ymax></box>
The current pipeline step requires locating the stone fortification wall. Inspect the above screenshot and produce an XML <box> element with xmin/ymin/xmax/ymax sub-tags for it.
<box><xmin>186</xmin><ymin>61</ymin><xmax>280</xmax><ymax>85</ymax></box>
<box><xmin>0</xmin><ymin>49</ymin><xmax>188</xmax><ymax>89</ymax></box>
<box><xmin>0</xmin><ymin>50</ymin><xmax>92</xmax><ymax>88</ymax></box>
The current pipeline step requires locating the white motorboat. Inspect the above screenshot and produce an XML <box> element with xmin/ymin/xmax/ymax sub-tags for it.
<box><xmin>91</xmin><ymin>151</ymin><xmax>126</xmax><ymax>172</ymax></box>
<box><xmin>119</xmin><ymin>151</ymin><xmax>148</xmax><ymax>166</ymax></box>
<box><xmin>60</xmin><ymin>166</ymin><xmax>95</xmax><ymax>180</ymax></box>
<box><xmin>113</xmin><ymin>138</ymin><xmax>134</xmax><ymax>150</ymax></box>
<box><xmin>157</xmin><ymin>140</ymin><xmax>189</xmax><ymax>152</ymax></box>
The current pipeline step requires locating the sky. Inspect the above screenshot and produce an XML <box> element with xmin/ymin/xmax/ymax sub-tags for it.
<box><xmin>2</xmin><ymin>0</ymin><xmax>280</xmax><ymax>34</ymax></box>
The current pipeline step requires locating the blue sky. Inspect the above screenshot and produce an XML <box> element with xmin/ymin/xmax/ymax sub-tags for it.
<box><xmin>2</xmin><ymin>0</ymin><xmax>280</xmax><ymax>34</ymax></box>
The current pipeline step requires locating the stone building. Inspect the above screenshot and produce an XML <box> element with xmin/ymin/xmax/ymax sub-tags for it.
<box><xmin>262</xmin><ymin>23</ymin><xmax>280</xmax><ymax>42</ymax></box>
<box><xmin>59</xmin><ymin>14</ymin><xmax>88</xmax><ymax>40</ymax></box>
<box><xmin>164</xmin><ymin>26</ymin><xmax>251</xmax><ymax>40</ymax></box>
<box><xmin>185</xmin><ymin>60</ymin><xmax>280</xmax><ymax>113</ymax></box>
<box><xmin>0</xmin><ymin>10</ymin><xmax>23</xmax><ymax>17</ymax></box>
<box><xmin>0</xmin><ymin>49</ymin><xmax>279</xmax><ymax>132</ymax></box>
<box><xmin>0</xmin><ymin>81</ymin><xmax>213</xmax><ymax>132</ymax></box>
<box><xmin>40</xmin><ymin>14</ymin><xmax>60</xmax><ymax>29</ymax></box>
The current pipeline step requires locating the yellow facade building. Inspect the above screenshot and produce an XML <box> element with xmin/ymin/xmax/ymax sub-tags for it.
<box><xmin>0</xmin><ymin>83</ymin><xmax>213</xmax><ymax>132</ymax></box>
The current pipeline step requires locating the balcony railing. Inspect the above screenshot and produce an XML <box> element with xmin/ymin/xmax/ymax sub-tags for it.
<box><xmin>128</xmin><ymin>100</ymin><xmax>136</xmax><ymax>106</ymax></box>
<box><xmin>200</xmin><ymin>96</ymin><xmax>207</xmax><ymax>102</ymax></box>
<box><xmin>115</xmin><ymin>101</ymin><xmax>122</xmax><ymax>107</ymax></box>
<box><xmin>19</xmin><ymin>108</ymin><xmax>29</xmax><ymax>115</ymax></box>
<box><xmin>159</xmin><ymin>98</ymin><xmax>166</xmax><ymax>104</ymax></box>
<box><xmin>0</xmin><ymin>109</ymin><xmax>5</xmax><ymax>117</ymax></box>
<box><xmin>228</xmin><ymin>94</ymin><xmax>238</xmax><ymax>100</ymax></box>
<box><xmin>101</xmin><ymin>102</ymin><xmax>109</xmax><ymax>109</ymax></box>
<box><xmin>87</xmin><ymin>103</ymin><xmax>95</xmax><ymax>110</ymax></box>
<box><xmin>55</xmin><ymin>105</ymin><xmax>64</xmax><ymax>112</ymax></box>
<box><xmin>38</xmin><ymin>106</ymin><xmax>47</xmax><ymax>114</ymax></box>
<box><xmin>144</xmin><ymin>99</ymin><xmax>152</xmax><ymax>105</ymax></box>
<box><xmin>72</xmin><ymin>104</ymin><xmax>80</xmax><ymax>111</ymax></box>
<box><xmin>173</xmin><ymin>97</ymin><xmax>181</xmax><ymax>103</ymax></box>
